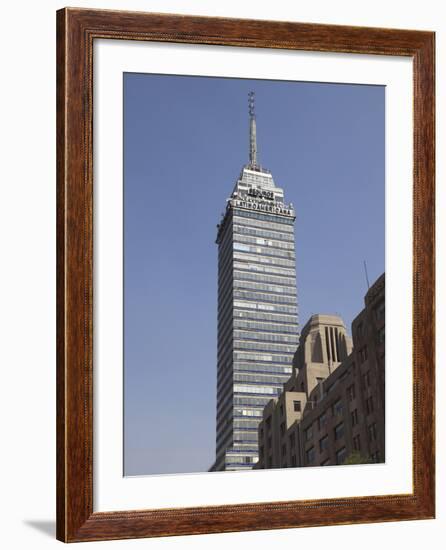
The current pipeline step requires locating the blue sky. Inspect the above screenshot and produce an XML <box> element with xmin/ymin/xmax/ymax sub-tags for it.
<box><xmin>123</xmin><ymin>73</ymin><xmax>384</xmax><ymax>475</ymax></box>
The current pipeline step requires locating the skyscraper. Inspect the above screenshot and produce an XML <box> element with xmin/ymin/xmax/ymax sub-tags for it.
<box><xmin>211</xmin><ymin>93</ymin><xmax>299</xmax><ymax>471</ymax></box>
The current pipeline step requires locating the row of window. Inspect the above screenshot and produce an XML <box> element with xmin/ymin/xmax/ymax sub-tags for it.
<box><xmin>274</xmin><ymin>435</ymin><xmax>360</xmax><ymax>467</ymax></box>
<box><xmin>304</xmin><ymin>418</ymin><xmax>378</xmax><ymax>451</ymax></box>
<box><xmin>234</xmin><ymin>269</ymin><xmax>296</xmax><ymax>287</ymax></box>
<box><xmin>234</xmin><ymin>384</ymin><xmax>282</xmax><ymax>396</ymax></box>
<box><xmin>217</xmin><ymin>389</ymin><xmax>276</xmax><ymax>422</ymax></box>
<box><xmin>237</xmin><ymin>169</ymin><xmax>274</xmax><ymax>187</ymax></box>
<box><xmin>224</xmin><ymin>455</ymin><xmax>259</xmax><ymax>464</ymax></box>
<box><xmin>227</xmin><ymin>448</ymin><xmax>258</xmax><ymax>456</ymax></box>
<box><xmin>234</xmin><ymin>363</ymin><xmax>293</xmax><ymax>375</ymax></box>
<box><xmin>234</xmin><ymin>279</ymin><xmax>297</xmax><ymax>296</ymax></box>
<box><xmin>234</xmin><ymin>233</ymin><xmax>295</xmax><ymax>251</ymax></box>
<box><xmin>234</xmin><ymin>351</ymin><xmax>293</xmax><ymax>364</ymax></box>
<box><xmin>234</xmin><ymin>330</ymin><xmax>299</xmax><ymax>345</ymax></box>
<box><xmin>233</xmin><ymin>224</ymin><xmax>294</xmax><ymax>243</ymax></box>
<box><xmin>234</xmin><ymin>318</ymin><xmax>298</xmax><ymax>332</ymax></box>
<box><xmin>234</xmin><ymin>290</ymin><xmax>297</xmax><ymax>306</ymax></box>
<box><xmin>234</xmin><ymin>299</ymin><xmax>298</xmax><ymax>316</ymax></box>
<box><xmin>233</xmin><ymin>242</ymin><xmax>295</xmax><ymax>260</ymax></box>
<box><xmin>261</xmin><ymin>417</ymin><xmax>381</xmax><ymax>467</ymax></box>
<box><xmin>234</xmin><ymin>340</ymin><xmax>297</xmax><ymax>354</ymax></box>
<box><xmin>233</xmin><ymin>373</ymin><xmax>291</xmax><ymax>385</ymax></box>
<box><xmin>232</xmin><ymin>209</ymin><xmax>294</xmax><ymax>226</ymax></box>
<box><xmin>233</xmin><ymin>260</ymin><xmax>296</xmax><ymax>278</ymax></box>
<box><xmin>233</xmin><ymin>431</ymin><xmax>259</xmax><ymax>441</ymax></box>
<box><xmin>233</xmin><ymin>419</ymin><xmax>262</xmax><ymax>429</ymax></box>
<box><xmin>306</xmin><ymin>446</ymin><xmax>346</xmax><ymax>466</ymax></box>
<box><xmin>233</xmin><ymin>214</ymin><xmax>294</xmax><ymax>234</ymax></box>
<box><xmin>233</xmin><ymin>251</ymin><xmax>295</xmax><ymax>269</ymax></box>
<box><xmin>218</xmin><ymin>371</ymin><xmax>289</xmax><ymax>399</ymax></box>
<box><xmin>234</xmin><ymin>408</ymin><xmax>264</xmax><ymax>417</ymax></box>
<box><xmin>234</xmin><ymin>396</ymin><xmax>278</xmax><ymax>407</ymax></box>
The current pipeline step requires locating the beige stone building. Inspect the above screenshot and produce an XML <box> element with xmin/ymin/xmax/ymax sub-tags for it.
<box><xmin>256</xmin><ymin>274</ymin><xmax>385</xmax><ymax>469</ymax></box>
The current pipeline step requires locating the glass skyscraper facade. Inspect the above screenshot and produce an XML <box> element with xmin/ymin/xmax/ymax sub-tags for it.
<box><xmin>211</xmin><ymin>93</ymin><xmax>299</xmax><ymax>471</ymax></box>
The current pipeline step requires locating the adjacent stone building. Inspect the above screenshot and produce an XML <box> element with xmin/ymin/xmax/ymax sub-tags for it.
<box><xmin>256</xmin><ymin>274</ymin><xmax>385</xmax><ymax>469</ymax></box>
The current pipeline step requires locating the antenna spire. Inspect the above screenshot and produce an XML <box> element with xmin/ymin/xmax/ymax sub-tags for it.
<box><xmin>248</xmin><ymin>91</ymin><xmax>258</xmax><ymax>169</ymax></box>
<box><xmin>363</xmin><ymin>260</ymin><xmax>370</xmax><ymax>289</ymax></box>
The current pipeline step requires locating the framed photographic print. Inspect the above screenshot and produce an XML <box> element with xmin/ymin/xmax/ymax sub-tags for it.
<box><xmin>56</xmin><ymin>8</ymin><xmax>435</xmax><ymax>542</ymax></box>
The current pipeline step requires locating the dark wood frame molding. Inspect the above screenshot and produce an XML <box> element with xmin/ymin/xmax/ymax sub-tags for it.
<box><xmin>56</xmin><ymin>7</ymin><xmax>435</xmax><ymax>542</ymax></box>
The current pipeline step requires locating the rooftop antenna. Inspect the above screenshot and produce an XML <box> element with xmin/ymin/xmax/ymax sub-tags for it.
<box><xmin>248</xmin><ymin>91</ymin><xmax>258</xmax><ymax>169</ymax></box>
<box><xmin>363</xmin><ymin>260</ymin><xmax>370</xmax><ymax>289</ymax></box>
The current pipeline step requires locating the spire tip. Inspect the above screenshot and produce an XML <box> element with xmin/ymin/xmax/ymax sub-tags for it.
<box><xmin>248</xmin><ymin>91</ymin><xmax>255</xmax><ymax>118</ymax></box>
<box><xmin>248</xmin><ymin>92</ymin><xmax>258</xmax><ymax>168</ymax></box>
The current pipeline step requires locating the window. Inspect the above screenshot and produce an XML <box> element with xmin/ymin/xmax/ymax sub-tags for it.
<box><xmin>363</xmin><ymin>371</ymin><xmax>371</xmax><ymax>387</ymax></box>
<box><xmin>280</xmin><ymin>404</ymin><xmax>284</xmax><ymax>416</ymax></box>
<box><xmin>332</xmin><ymin>399</ymin><xmax>343</xmax><ymax>416</ymax></box>
<box><xmin>293</xmin><ymin>400</ymin><xmax>301</xmax><ymax>412</ymax></box>
<box><xmin>305</xmin><ymin>424</ymin><xmax>313</xmax><ymax>441</ymax></box>
<box><xmin>378</xmin><ymin>327</ymin><xmax>385</xmax><ymax>344</ymax></box>
<box><xmin>366</xmin><ymin>396</ymin><xmax>374</xmax><ymax>415</ymax></box>
<box><xmin>336</xmin><ymin>447</ymin><xmax>347</xmax><ymax>465</ymax></box>
<box><xmin>291</xmin><ymin>454</ymin><xmax>297</xmax><ymax>467</ymax></box>
<box><xmin>356</xmin><ymin>322</ymin><xmax>363</xmax><ymax>338</ymax></box>
<box><xmin>280</xmin><ymin>422</ymin><xmax>285</xmax><ymax>436</ymax></box>
<box><xmin>375</xmin><ymin>301</ymin><xmax>385</xmax><ymax>322</ymax></box>
<box><xmin>368</xmin><ymin>423</ymin><xmax>377</xmax><ymax>441</ymax></box>
<box><xmin>300</xmin><ymin>382</ymin><xmax>305</xmax><ymax>392</ymax></box>
<box><xmin>353</xmin><ymin>434</ymin><xmax>361</xmax><ymax>451</ymax></box>
<box><xmin>334</xmin><ymin>422</ymin><xmax>344</xmax><ymax>440</ymax></box>
<box><xmin>266</xmin><ymin>416</ymin><xmax>272</xmax><ymax>429</ymax></box>
<box><xmin>351</xmin><ymin>409</ymin><xmax>358</xmax><ymax>426</ymax></box>
<box><xmin>318</xmin><ymin>411</ymin><xmax>328</xmax><ymax>429</ymax></box>
<box><xmin>233</xmin><ymin>242</ymin><xmax>250</xmax><ymax>252</ymax></box>
<box><xmin>289</xmin><ymin>432</ymin><xmax>295</xmax><ymax>449</ymax></box>
<box><xmin>245</xmin><ymin>456</ymin><xmax>253</xmax><ymax>464</ymax></box>
<box><xmin>259</xmin><ymin>428</ymin><xmax>264</xmax><ymax>439</ymax></box>
<box><xmin>347</xmin><ymin>384</ymin><xmax>356</xmax><ymax>402</ymax></box>
<box><xmin>306</xmin><ymin>446</ymin><xmax>315</xmax><ymax>465</ymax></box>
<box><xmin>371</xmin><ymin>450</ymin><xmax>381</xmax><ymax>463</ymax></box>
<box><xmin>319</xmin><ymin>435</ymin><xmax>329</xmax><ymax>452</ymax></box>
<box><xmin>359</xmin><ymin>346</ymin><xmax>368</xmax><ymax>363</ymax></box>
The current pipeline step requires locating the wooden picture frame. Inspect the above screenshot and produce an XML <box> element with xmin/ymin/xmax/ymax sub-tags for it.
<box><xmin>56</xmin><ymin>7</ymin><xmax>435</xmax><ymax>542</ymax></box>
